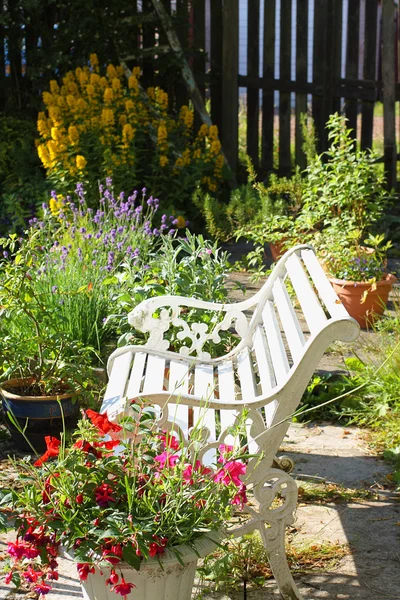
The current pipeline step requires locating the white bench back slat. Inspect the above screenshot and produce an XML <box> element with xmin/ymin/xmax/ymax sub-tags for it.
<box><xmin>168</xmin><ymin>360</ymin><xmax>190</xmax><ymax>431</ymax></box>
<box><xmin>285</xmin><ymin>253</ymin><xmax>328</xmax><ymax>335</ymax></box>
<box><xmin>252</xmin><ymin>325</ymin><xmax>274</xmax><ymax>394</ymax></box>
<box><xmin>101</xmin><ymin>351</ymin><xmax>133</xmax><ymax>418</ymax></box>
<box><xmin>301</xmin><ymin>248</ymin><xmax>350</xmax><ymax>320</ymax></box>
<box><xmin>272</xmin><ymin>278</ymin><xmax>305</xmax><ymax>364</ymax></box>
<box><xmin>262</xmin><ymin>301</ymin><xmax>290</xmax><ymax>386</ymax></box>
<box><xmin>218</xmin><ymin>362</ymin><xmax>238</xmax><ymax>445</ymax></box>
<box><xmin>194</xmin><ymin>363</ymin><xmax>217</xmax><ymax>464</ymax></box>
<box><xmin>126</xmin><ymin>351</ymin><xmax>147</xmax><ymax>399</ymax></box>
<box><xmin>142</xmin><ymin>355</ymin><xmax>166</xmax><ymax>394</ymax></box>
<box><xmin>237</xmin><ymin>347</ymin><xmax>257</xmax><ymax>401</ymax></box>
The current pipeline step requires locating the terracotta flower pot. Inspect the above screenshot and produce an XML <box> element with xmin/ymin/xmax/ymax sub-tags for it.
<box><xmin>269</xmin><ymin>239</ymin><xmax>287</xmax><ymax>261</ymax></box>
<box><xmin>329</xmin><ymin>273</ymin><xmax>396</xmax><ymax>328</ymax></box>
<box><xmin>0</xmin><ymin>377</ymin><xmax>79</xmax><ymax>451</ymax></box>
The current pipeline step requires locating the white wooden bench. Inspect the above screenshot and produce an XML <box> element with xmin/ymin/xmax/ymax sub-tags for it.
<box><xmin>100</xmin><ymin>244</ymin><xmax>359</xmax><ymax>600</ymax></box>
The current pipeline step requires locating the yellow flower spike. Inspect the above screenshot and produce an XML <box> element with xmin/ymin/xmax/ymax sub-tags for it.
<box><xmin>176</xmin><ymin>215</ymin><xmax>186</xmax><ymax>229</ymax></box>
<box><xmin>198</xmin><ymin>124</ymin><xmax>209</xmax><ymax>138</ymax></box>
<box><xmin>37</xmin><ymin>119</ymin><xmax>48</xmax><ymax>137</ymax></box>
<box><xmin>66</xmin><ymin>95</ymin><xmax>75</xmax><ymax>108</ymax></box>
<box><xmin>116</xmin><ymin>65</ymin><xmax>124</xmax><ymax>77</ymax></box>
<box><xmin>75</xmin><ymin>67</ymin><xmax>82</xmax><ymax>79</ymax></box>
<box><xmin>209</xmin><ymin>124</ymin><xmax>219</xmax><ymax>140</ymax></box>
<box><xmin>90</xmin><ymin>53</ymin><xmax>99</xmax><ymax>69</ymax></box>
<box><xmin>125</xmin><ymin>99</ymin><xmax>134</xmax><ymax>112</ymax></box>
<box><xmin>90</xmin><ymin>73</ymin><xmax>100</xmax><ymax>86</ymax></box>
<box><xmin>49</xmin><ymin>80</ymin><xmax>60</xmax><ymax>95</ymax></box>
<box><xmin>101</xmin><ymin>108</ymin><xmax>115</xmax><ymax>127</ymax></box>
<box><xmin>122</xmin><ymin>123</ymin><xmax>134</xmax><ymax>143</ymax></box>
<box><xmin>79</xmin><ymin>71</ymin><xmax>89</xmax><ymax>86</ymax></box>
<box><xmin>104</xmin><ymin>87</ymin><xmax>114</xmax><ymax>103</ymax></box>
<box><xmin>67</xmin><ymin>81</ymin><xmax>78</xmax><ymax>94</ymax></box>
<box><xmin>99</xmin><ymin>77</ymin><xmax>108</xmax><ymax>88</ymax></box>
<box><xmin>48</xmin><ymin>106</ymin><xmax>61</xmax><ymax>122</ymax></box>
<box><xmin>119</xmin><ymin>115</ymin><xmax>127</xmax><ymax>126</ymax></box>
<box><xmin>106</xmin><ymin>64</ymin><xmax>117</xmax><ymax>79</ymax></box>
<box><xmin>50</xmin><ymin>127</ymin><xmax>64</xmax><ymax>142</ymax></box>
<box><xmin>210</xmin><ymin>139</ymin><xmax>221</xmax><ymax>155</ymax></box>
<box><xmin>42</xmin><ymin>91</ymin><xmax>53</xmax><ymax>106</ymax></box>
<box><xmin>68</xmin><ymin>125</ymin><xmax>79</xmax><ymax>145</ymax></box>
<box><xmin>37</xmin><ymin>144</ymin><xmax>50</xmax><ymax>168</ymax></box>
<box><xmin>132</xmin><ymin>66</ymin><xmax>141</xmax><ymax>78</ymax></box>
<box><xmin>77</xmin><ymin>98</ymin><xmax>87</xmax><ymax>112</ymax></box>
<box><xmin>86</xmin><ymin>84</ymin><xmax>95</xmax><ymax>97</ymax></box>
<box><xmin>76</xmin><ymin>155</ymin><xmax>87</xmax><ymax>170</ymax></box>
<box><xmin>112</xmin><ymin>78</ymin><xmax>121</xmax><ymax>91</ymax></box>
<box><xmin>182</xmin><ymin>149</ymin><xmax>191</xmax><ymax>166</ymax></box>
<box><xmin>159</xmin><ymin>155</ymin><xmax>169</xmax><ymax>167</ymax></box>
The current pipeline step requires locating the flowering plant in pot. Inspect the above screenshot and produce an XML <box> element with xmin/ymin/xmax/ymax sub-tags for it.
<box><xmin>316</xmin><ymin>228</ymin><xmax>395</xmax><ymax>328</ymax></box>
<box><xmin>0</xmin><ymin>231</ymin><xmax>99</xmax><ymax>450</ymax></box>
<box><xmin>2</xmin><ymin>401</ymin><xmax>249</xmax><ymax>599</ymax></box>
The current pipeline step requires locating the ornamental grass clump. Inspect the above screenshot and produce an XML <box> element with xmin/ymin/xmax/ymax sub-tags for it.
<box><xmin>36</xmin><ymin>54</ymin><xmax>225</xmax><ymax>215</ymax></box>
<box><xmin>2</xmin><ymin>401</ymin><xmax>249</xmax><ymax>598</ymax></box>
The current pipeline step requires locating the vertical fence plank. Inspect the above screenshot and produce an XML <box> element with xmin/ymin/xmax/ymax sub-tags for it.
<box><xmin>142</xmin><ymin>0</ymin><xmax>156</xmax><ymax>85</ymax></box>
<box><xmin>210</xmin><ymin>0</ymin><xmax>223</xmax><ymax>134</ymax></box>
<box><xmin>382</xmin><ymin>0</ymin><xmax>397</xmax><ymax>189</ymax></box>
<box><xmin>295</xmin><ymin>0</ymin><xmax>308</xmax><ymax>168</ymax></box>
<box><xmin>0</xmin><ymin>1</ymin><xmax>6</xmax><ymax>110</ymax></box>
<box><xmin>361</xmin><ymin>0</ymin><xmax>378</xmax><ymax>150</ymax></box>
<box><xmin>261</xmin><ymin>0</ymin><xmax>276</xmax><ymax>174</ymax></box>
<box><xmin>331</xmin><ymin>0</ymin><xmax>343</xmax><ymax>115</ymax></box>
<box><xmin>8</xmin><ymin>2</ymin><xmax>23</xmax><ymax>110</ymax></box>
<box><xmin>312</xmin><ymin>0</ymin><xmax>327</xmax><ymax>152</ymax></box>
<box><xmin>247</xmin><ymin>0</ymin><xmax>260</xmax><ymax>169</ymax></box>
<box><xmin>192</xmin><ymin>0</ymin><xmax>206</xmax><ymax>130</ymax></box>
<box><xmin>176</xmin><ymin>0</ymin><xmax>190</xmax><ymax>107</ymax></box>
<box><xmin>222</xmin><ymin>0</ymin><xmax>239</xmax><ymax>173</ymax></box>
<box><xmin>279</xmin><ymin>0</ymin><xmax>292</xmax><ymax>175</ymax></box>
<box><xmin>345</xmin><ymin>0</ymin><xmax>360</xmax><ymax>140</ymax></box>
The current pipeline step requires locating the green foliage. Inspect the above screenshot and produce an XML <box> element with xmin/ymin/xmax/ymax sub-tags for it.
<box><xmin>0</xmin><ymin>115</ymin><xmax>49</xmax><ymax>233</ymax></box>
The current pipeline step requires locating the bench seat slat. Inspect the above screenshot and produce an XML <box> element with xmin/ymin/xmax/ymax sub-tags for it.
<box><xmin>285</xmin><ymin>253</ymin><xmax>328</xmax><ymax>334</ymax></box>
<box><xmin>272</xmin><ymin>278</ymin><xmax>305</xmax><ymax>363</ymax></box>
<box><xmin>301</xmin><ymin>248</ymin><xmax>350</xmax><ymax>320</ymax></box>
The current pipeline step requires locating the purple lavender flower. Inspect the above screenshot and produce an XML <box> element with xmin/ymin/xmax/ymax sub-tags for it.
<box><xmin>78</xmin><ymin>248</ymin><xmax>83</xmax><ymax>260</ymax></box>
<box><xmin>153</xmin><ymin>228</ymin><xmax>160</xmax><ymax>236</ymax></box>
<box><xmin>79</xmin><ymin>227</ymin><xmax>86</xmax><ymax>234</ymax></box>
<box><xmin>117</xmin><ymin>226</ymin><xmax>124</xmax><ymax>234</ymax></box>
<box><xmin>50</xmin><ymin>190</ymin><xmax>57</xmax><ymax>199</ymax></box>
<box><xmin>51</xmin><ymin>285</ymin><xmax>58</xmax><ymax>293</ymax></box>
<box><xmin>117</xmin><ymin>242</ymin><xmax>123</xmax><ymax>251</ymax></box>
<box><xmin>106</xmin><ymin>177</ymin><xmax>113</xmax><ymax>188</ymax></box>
<box><xmin>3</xmin><ymin>251</ymin><xmax>8</xmax><ymax>258</ymax></box>
<box><xmin>108</xmin><ymin>251</ymin><xmax>115</xmax><ymax>265</ymax></box>
<box><xmin>86</xmin><ymin>233</ymin><xmax>93</xmax><ymax>240</ymax></box>
<box><xmin>168</xmin><ymin>229</ymin><xmax>176</xmax><ymax>235</ymax></box>
<box><xmin>53</xmin><ymin>241</ymin><xmax>59</xmax><ymax>247</ymax></box>
<box><xmin>92</xmin><ymin>260</ymin><xmax>97</xmax><ymax>266</ymax></box>
<box><xmin>42</xmin><ymin>203</ymin><xmax>48</xmax><ymax>211</ymax></box>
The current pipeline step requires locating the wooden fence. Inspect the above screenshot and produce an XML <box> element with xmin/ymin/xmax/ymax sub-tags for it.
<box><xmin>0</xmin><ymin>0</ymin><xmax>398</xmax><ymax>186</ymax></box>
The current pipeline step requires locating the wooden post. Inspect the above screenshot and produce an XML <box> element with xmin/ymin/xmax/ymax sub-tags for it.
<box><xmin>345</xmin><ymin>0</ymin><xmax>360</xmax><ymax>141</ymax></box>
<box><xmin>361</xmin><ymin>0</ymin><xmax>378</xmax><ymax>150</ymax></box>
<box><xmin>279</xmin><ymin>0</ymin><xmax>292</xmax><ymax>176</ymax></box>
<box><xmin>382</xmin><ymin>0</ymin><xmax>397</xmax><ymax>190</ymax></box>
<box><xmin>261</xmin><ymin>0</ymin><xmax>276</xmax><ymax>175</ymax></box>
<box><xmin>210</xmin><ymin>0</ymin><xmax>223</xmax><ymax>134</ymax></box>
<box><xmin>222</xmin><ymin>0</ymin><xmax>239</xmax><ymax>174</ymax></box>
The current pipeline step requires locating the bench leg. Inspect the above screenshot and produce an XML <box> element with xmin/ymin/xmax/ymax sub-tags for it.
<box><xmin>260</xmin><ymin>521</ymin><xmax>304</xmax><ymax>600</ymax></box>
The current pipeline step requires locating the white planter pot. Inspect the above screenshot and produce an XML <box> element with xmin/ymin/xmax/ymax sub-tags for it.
<box><xmin>79</xmin><ymin>533</ymin><xmax>220</xmax><ymax>600</ymax></box>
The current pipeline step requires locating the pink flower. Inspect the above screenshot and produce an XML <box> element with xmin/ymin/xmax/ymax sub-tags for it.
<box><xmin>218</xmin><ymin>444</ymin><xmax>234</xmax><ymax>463</ymax></box>
<box><xmin>4</xmin><ymin>572</ymin><xmax>13</xmax><ymax>584</ymax></box>
<box><xmin>213</xmin><ymin>460</ymin><xmax>246</xmax><ymax>487</ymax></box>
<box><xmin>154</xmin><ymin>451</ymin><xmax>179</xmax><ymax>469</ymax></box>
<box><xmin>22</xmin><ymin>566</ymin><xmax>43</xmax><ymax>583</ymax></box>
<box><xmin>112</xmin><ymin>577</ymin><xmax>136</xmax><ymax>596</ymax></box>
<box><xmin>7</xmin><ymin>540</ymin><xmax>39</xmax><ymax>560</ymax></box>
<box><xmin>183</xmin><ymin>461</ymin><xmax>212</xmax><ymax>484</ymax></box>
<box><xmin>231</xmin><ymin>484</ymin><xmax>248</xmax><ymax>508</ymax></box>
<box><xmin>77</xmin><ymin>563</ymin><xmax>95</xmax><ymax>581</ymax></box>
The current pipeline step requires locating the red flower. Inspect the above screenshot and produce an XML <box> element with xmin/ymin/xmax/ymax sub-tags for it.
<box><xmin>34</xmin><ymin>437</ymin><xmax>61</xmax><ymax>467</ymax></box>
<box><xmin>76</xmin><ymin>493</ymin><xmax>84</xmax><ymax>504</ymax></box>
<box><xmin>148</xmin><ymin>536</ymin><xmax>167</xmax><ymax>557</ymax></box>
<box><xmin>4</xmin><ymin>571</ymin><xmax>12</xmax><ymax>584</ymax></box>
<box><xmin>7</xmin><ymin>540</ymin><xmax>39</xmax><ymax>560</ymax></box>
<box><xmin>77</xmin><ymin>563</ymin><xmax>95</xmax><ymax>581</ymax></box>
<box><xmin>112</xmin><ymin>577</ymin><xmax>136</xmax><ymax>596</ymax></box>
<box><xmin>34</xmin><ymin>582</ymin><xmax>51</xmax><ymax>595</ymax></box>
<box><xmin>158</xmin><ymin>432</ymin><xmax>180</xmax><ymax>450</ymax></box>
<box><xmin>105</xmin><ymin>569</ymin><xmax>119</xmax><ymax>585</ymax></box>
<box><xmin>231</xmin><ymin>484</ymin><xmax>248</xmax><ymax>508</ymax></box>
<box><xmin>85</xmin><ymin>409</ymin><xmax>122</xmax><ymax>435</ymax></box>
<box><xmin>95</xmin><ymin>483</ymin><xmax>116</xmax><ymax>507</ymax></box>
<box><xmin>102</xmin><ymin>544</ymin><xmax>123</xmax><ymax>565</ymax></box>
<box><xmin>22</xmin><ymin>566</ymin><xmax>43</xmax><ymax>583</ymax></box>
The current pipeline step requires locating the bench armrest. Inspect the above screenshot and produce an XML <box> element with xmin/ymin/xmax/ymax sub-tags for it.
<box><xmin>128</xmin><ymin>295</ymin><xmax>250</xmax><ymax>359</ymax></box>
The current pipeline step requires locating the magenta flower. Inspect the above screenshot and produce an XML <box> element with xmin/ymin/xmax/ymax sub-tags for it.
<box><xmin>213</xmin><ymin>460</ymin><xmax>246</xmax><ymax>487</ymax></box>
<box><xmin>155</xmin><ymin>451</ymin><xmax>179</xmax><ymax>469</ymax></box>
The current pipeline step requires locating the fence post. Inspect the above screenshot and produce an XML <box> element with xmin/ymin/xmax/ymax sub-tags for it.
<box><xmin>382</xmin><ymin>0</ymin><xmax>397</xmax><ymax>190</ymax></box>
<box><xmin>222</xmin><ymin>0</ymin><xmax>239</xmax><ymax>174</ymax></box>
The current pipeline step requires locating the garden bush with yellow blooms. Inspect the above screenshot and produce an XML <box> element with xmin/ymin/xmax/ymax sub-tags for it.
<box><xmin>37</xmin><ymin>54</ymin><xmax>224</xmax><ymax>218</ymax></box>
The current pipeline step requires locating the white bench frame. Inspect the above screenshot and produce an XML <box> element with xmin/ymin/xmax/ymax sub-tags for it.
<box><xmin>101</xmin><ymin>244</ymin><xmax>359</xmax><ymax>600</ymax></box>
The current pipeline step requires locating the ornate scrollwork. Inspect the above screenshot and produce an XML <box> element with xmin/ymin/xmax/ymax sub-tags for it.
<box><xmin>129</xmin><ymin>300</ymin><xmax>250</xmax><ymax>358</ymax></box>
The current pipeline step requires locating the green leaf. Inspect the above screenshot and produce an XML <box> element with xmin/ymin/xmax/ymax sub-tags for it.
<box><xmin>122</xmin><ymin>544</ymin><xmax>141</xmax><ymax>569</ymax></box>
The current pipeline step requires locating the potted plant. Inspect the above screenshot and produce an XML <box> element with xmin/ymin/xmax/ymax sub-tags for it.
<box><xmin>1</xmin><ymin>401</ymin><xmax>249</xmax><ymax>600</ymax></box>
<box><xmin>316</xmin><ymin>229</ymin><xmax>396</xmax><ymax>328</ymax></box>
<box><xmin>0</xmin><ymin>232</ymin><xmax>97</xmax><ymax>450</ymax></box>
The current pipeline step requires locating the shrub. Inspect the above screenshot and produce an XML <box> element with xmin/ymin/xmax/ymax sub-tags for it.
<box><xmin>36</xmin><ymin>55</ymin><xmax>225</xmax><ymax>219</ymax></box>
